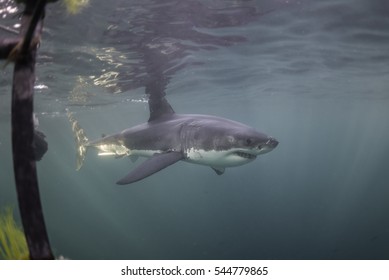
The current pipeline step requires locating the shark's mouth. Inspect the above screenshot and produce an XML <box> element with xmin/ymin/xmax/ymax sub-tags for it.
<box><xmin>234</xmin><ymin>151</ymin><xmax>257</xmax><ymax>159</ymax></box>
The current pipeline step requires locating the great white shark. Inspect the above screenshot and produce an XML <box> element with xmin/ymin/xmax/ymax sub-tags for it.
<box><xmin>67</xmin><ymin>96</ymin><xmax>278</xmax><ymax>185</ymax></box>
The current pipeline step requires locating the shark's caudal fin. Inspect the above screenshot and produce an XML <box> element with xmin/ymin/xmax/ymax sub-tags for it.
<box><xmin>66</xmin><ymin>109</ymin><xmax>89</xmax><ymax>170</ymax></box>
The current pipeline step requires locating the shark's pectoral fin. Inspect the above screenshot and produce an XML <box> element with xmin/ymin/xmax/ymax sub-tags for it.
<box><xmin>116</xmin><ymin>152</ymin><xmax>184</xmax><ymax>185</ymax></box>
<box><xmin>212</xmin><ymin>167</ymin><xmax>225</xmax><ymax>175</ymax></box>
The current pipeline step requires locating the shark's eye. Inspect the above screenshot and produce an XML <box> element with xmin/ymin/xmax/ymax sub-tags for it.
<box><xmin>258</xmin><ymin>145</ymin><xmax>263</xmax><ymax>150</ymax></box>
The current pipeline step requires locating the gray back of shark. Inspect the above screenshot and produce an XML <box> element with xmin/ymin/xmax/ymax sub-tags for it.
<box><xmin>68</xmin><ymin>96</ymin><xmax>278</xmax><ymax>185</ymax></box>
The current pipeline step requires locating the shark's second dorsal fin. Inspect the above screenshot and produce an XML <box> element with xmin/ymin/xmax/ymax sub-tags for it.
<box><xmin>148</xmin><ymin>95</ymin><xmax>175</xmax><ymax>122</ymax></box>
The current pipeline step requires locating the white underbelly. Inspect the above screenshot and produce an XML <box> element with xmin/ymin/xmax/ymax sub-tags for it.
<box><xmin>185</xmin><ymin>148</ymin><xmax>253</xmax><ymax>167</ymax></box>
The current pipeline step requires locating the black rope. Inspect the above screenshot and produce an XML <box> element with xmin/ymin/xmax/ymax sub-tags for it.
<box><xmin>11</xmin><ymin>0</ymin><xmax>54</xmax><ymax>260</ymax></box>
<box><xmin>20</xmin><ymin>0</ymin><xmax>46</xmax><ymax>55</ymax></box>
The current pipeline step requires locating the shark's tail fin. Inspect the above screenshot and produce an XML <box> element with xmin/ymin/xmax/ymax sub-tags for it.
<box><xmin>66</xmin><ymin>109</ymin><xmax>89</xmax><ymax>170</ymax></box>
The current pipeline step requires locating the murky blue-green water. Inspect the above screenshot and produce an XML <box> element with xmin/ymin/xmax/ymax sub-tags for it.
<box><xmin>1</xmin><ymin>0</ymin><xmax>389</xmax><ymax>259</ymax></box>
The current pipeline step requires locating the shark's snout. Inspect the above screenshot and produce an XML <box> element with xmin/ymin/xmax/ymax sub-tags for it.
<box><xmin>267</xmin><ymin>137</ymin><xmax>279</xmax><ymax>149</ymax></box>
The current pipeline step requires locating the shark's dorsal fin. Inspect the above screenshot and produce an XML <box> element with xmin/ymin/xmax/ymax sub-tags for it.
<box><xmin>148</xmin><ymin>96</ymin><xmax>175</xmax><ymax>122</ymax></box>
